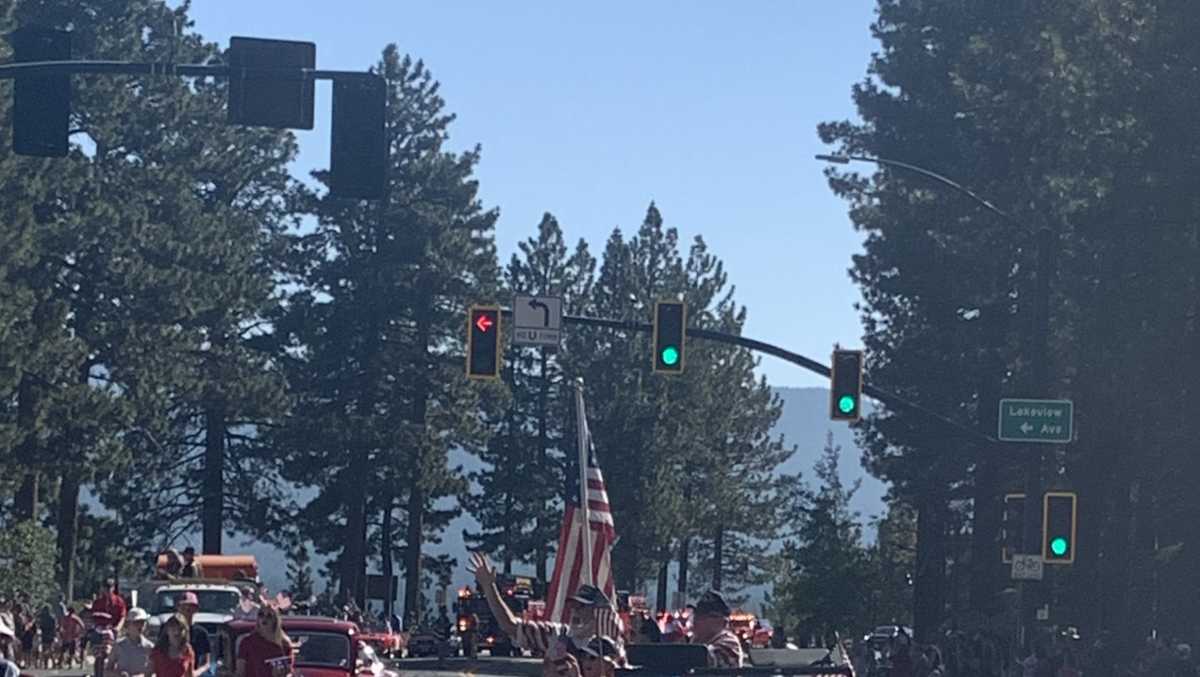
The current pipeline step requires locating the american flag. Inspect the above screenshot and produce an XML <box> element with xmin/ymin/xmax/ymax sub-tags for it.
<box><xmin>546</xmin><ymin>385</ymin><xmax>618</xmax><ymax>640</ymax></box>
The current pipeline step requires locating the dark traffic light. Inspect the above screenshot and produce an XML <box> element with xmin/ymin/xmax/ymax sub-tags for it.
<box><xmin>330</xmin><ymin>74</ymin><xmax>387</xmax><ymax>200</ymax></box>
<box><xmin>466</xmin><ymin>306</ymin><xmax>501</xmax><ymax>380</ymax></box>
<box><xmin>653</xmin><ymin>300</ymin><xmax>686</xmax><ymax>374</ymax></box>
<box><xmin>1043</xmin><ymin>491</ymin><xmax>1077</xmax><ymax>564</ymax></box>
<box><xmin>829</xmin><ymin>349</ymin><xmax>864</xmax><ymax>421</ymax></box>
<box><xmin>1001</xmin><ymin>493</ymin><xmax>1025</xmax><ymax>563</ymax></box>
<box><xmin>227</xmin><ymin>37</ymin><xmax>315</xmax><ymax>129</ymax></box>
<box><xmin>11</xmin><ymin>27</ymin><xmax>71</xmax><ymax>157</ymax></box>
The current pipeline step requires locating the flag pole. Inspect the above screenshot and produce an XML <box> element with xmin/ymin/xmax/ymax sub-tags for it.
<box><xmin>575</xmin><ymin>378</ymin><xmax>594</xmax><ymax>587</ymax></box>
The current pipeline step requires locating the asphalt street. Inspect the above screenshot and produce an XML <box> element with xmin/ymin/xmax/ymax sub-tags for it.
<box><xmin>21</xmin><ymin>657</ymin><xmax>543</xmax><ymax>677</ymax></box>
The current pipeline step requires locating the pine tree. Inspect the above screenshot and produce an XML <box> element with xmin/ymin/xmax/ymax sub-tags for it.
<box><xmin>83</xmin><ymin>2</ymin><xmax>300</xmax><ymax>558</ymax></box>
<box><xmin>0</xmin><ymin>0</ymin><xmax>299</xmax><ymax>594</ymax></box>
<box><xmin>463</xmin><ymin>213</ymin><xmax>594</xmax><ymax>579</ymax></box>
<box><xmin>274</xmin><ymin>46</ymin><xmax>500</xmax><ymax>623</ymax></box>
<box><xmin>773</xmin><ymin>434</ymin><xmax>868</xmax><ymax>643</ymax></box>
<box><xmin>288</xmin><ymin>544</ymin><xmax>316</xmax><ymax>602</ymax></box>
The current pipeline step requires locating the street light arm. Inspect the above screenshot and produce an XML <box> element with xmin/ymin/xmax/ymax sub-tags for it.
<box><xmin>816</xmin><ymin>153</ymin><xmax>1029</xmax><ymax>234</ymax></box>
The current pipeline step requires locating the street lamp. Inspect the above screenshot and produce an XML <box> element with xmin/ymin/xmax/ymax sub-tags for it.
<box><xmin>816</xmin><ymin>151</ymin><xmax>1057</xmax><ymax>649</ymax></box>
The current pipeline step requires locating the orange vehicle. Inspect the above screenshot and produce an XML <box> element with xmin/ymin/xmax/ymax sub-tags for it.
<box><xmin>455</xmin><ymin>575</ymin><xmax>542</xmax><ymax>657</ymax></box>
<box><xmin>154</xmin><ymin>554</ymin><xmax>259</xmax><ymax>581</ymax></box>
<box><xmin>729</xmin><ymin>610</ymin><xmax>771</xmax><ymax>648</ymax></box>
<box><xmin>616</xmin><ymin>592</ymin><xmax>649</xmax><ymax>641</ymax></box>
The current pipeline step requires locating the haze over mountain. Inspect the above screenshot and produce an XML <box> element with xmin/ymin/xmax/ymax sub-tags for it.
<box><xmin>110</xmin><ymin>387</ymin><xmax>887</xmax><ymax>612</ymax></box>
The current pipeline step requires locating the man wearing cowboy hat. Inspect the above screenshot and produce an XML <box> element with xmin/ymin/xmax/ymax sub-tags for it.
<box><xmin>0</xmin><ymin>615</ymin><xmax>20</xmax><ymax>677</ymax></box>
<box><xmin>108</xmin><ymin>608</ymin><xmax>154</xmax><ymax>677</ymax></box>
<box><xmin>689</xmin><ymin>591</ymin><xmax>744</xmax><ymax>668</ymax></box>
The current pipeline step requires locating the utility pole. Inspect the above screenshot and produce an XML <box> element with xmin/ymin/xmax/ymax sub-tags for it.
<box><xmin>1020</xmin><ymin>226</ymin><xmax>1056</xmax><ymax>649</ymax></box>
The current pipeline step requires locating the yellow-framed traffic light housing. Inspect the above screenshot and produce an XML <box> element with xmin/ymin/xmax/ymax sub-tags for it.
<box><xmin>1001</xmin><ymin>493</ymin><xmax>1025</xmax><ymax>563</ymax></box>
<box><xmin>1043</xmin><ymin>491</ymin><xmax>1077</xmax><ymax>564</ymax></box>
<box><xmin>466</xmin><ymin>306</ymin><xmax>502</xmax><ymax>380</ymax></box>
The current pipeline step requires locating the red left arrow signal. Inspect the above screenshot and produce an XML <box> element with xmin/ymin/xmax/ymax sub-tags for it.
<box><xmin>475</xmin><ymin>313</ymin><xmax>494</xmax><ymax>333</ymax></box>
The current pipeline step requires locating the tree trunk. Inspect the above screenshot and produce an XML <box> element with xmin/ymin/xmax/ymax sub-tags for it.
<box><xmin>535</xmin><ymin>536</ymin><xmax>548</xmax><ymax>584</ymax></box>
<box><xmin>403</xmin><ymin>293</ymin><xmax>432</xmax><ymax>624</ymax></box>
<box><xmin>913</xmin><ymin>492</ymin><xmax>946</xmax><ymax>644</ymax></box>
<box><xmin>655</xmin><ymin>559</ymin><xmax>669</xmax><ymax>612</ymax></box>
<box><xmin>341</xmin><ymin>451</ymin><xmax>368</xmax><ymax>607</ymax></box>
<box><xmin>677</xmin><ymin>537</ymin><xmax>690</xmax><ymax>599</ymax></box>
<box><xmin>14</xmin><ymin>376</ymin><xmax>39</xmax><ymax>521</ymax></box>
<box><xmin>712</xmin><ymin>524</ymin><xmax>725</xmax><ymax>592</ymax></box>
<box><xmin>382</xmin><ymin>497</ymin><xmax>395</xmax><ymax>619</ymax></box>
<box><xmin>202</xmin><ymin>396</ymin><xmax>226</xmax><ymax>554</ymax></box>
<box><xmin>57</xmin><ymin>363</ymin><xmax>91</xmax><ymax>600</ymax></box>
<box><xmin>57</xmin><ymin>471</ymin><xmax>81</xmax><ymax>599</ymax></box>
<box><xmin>404</xmin><ymin>485</ymin><xmax>426</xmax><ymax>623</ymax></box>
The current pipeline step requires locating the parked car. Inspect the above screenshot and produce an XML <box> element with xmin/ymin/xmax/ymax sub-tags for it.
<box><xmin>357</xmin><ymin>621</ymin><xmax>405</xmax><ymax>659</ymax></box>
<box><xmin>405</xmin><ymin>626</ymin><xmax>452</xmax><ymax>658</ymax></box>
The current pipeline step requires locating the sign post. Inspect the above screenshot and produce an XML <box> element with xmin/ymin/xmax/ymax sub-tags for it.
<box><xmin>998</xmin><ymin>399</ymin><xmax>1074</xmax><ymax>443</ymax></box>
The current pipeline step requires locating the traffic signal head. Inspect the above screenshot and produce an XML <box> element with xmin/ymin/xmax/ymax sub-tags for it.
<box><xmin>466</xmin><ymin>306</ymin><xmax>501</xmax><ymax>380</ymax></box>
<box><xmin>829</xmin><ymin>349</ymin><xmax>864</xmax><ymax>421</ymax></box>
<box><xmin>330</xmin><ymin>74</ymin><xmax>387</xmax><ymax>200</ymax></box>
<box><xmin>11</xmin><ymin>27</ymin><xmax>71</xmax><ymax>157</ymax></box>
<box><xmin>653</xmin><ymin>300</ymin><xmax>686</xmax><ymax>374</ymax></box>
<box><xmin>1001</xmin><ymin>493</ymin><xmax>1025</xmax><ymax>563</ymax></box>
<box><xmin>1043</xmin><ymin>492</ymin><xmax>1077</xmax><ymax>564</ymax></box>
<box><xmin>227</xmin><ymin>37</ymin><xmax>315</xmax><ymax>129</ymax></box>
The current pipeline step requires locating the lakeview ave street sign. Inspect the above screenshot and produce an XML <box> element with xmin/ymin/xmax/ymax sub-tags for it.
<box><xmin>998</xmin><ymin>398</ymin><xmax>1074</xmax><ymax>443</ymax></box>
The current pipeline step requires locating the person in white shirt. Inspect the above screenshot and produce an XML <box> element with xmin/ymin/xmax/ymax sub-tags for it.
<box><xmin>0</xmin><ymin>616</ymin><xmax>21</xmax><ymax>677</ymax></box>
<box><xmin>108</xmin><ymin>608</ymin><xmax>154</xmax><ymax>677</ymax></box>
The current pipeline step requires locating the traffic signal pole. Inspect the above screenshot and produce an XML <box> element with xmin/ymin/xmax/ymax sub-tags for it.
<box><xmin>1020</xmin><ymin>225</ymin><xmax>1057</xmax><ymax>649</ymax></box>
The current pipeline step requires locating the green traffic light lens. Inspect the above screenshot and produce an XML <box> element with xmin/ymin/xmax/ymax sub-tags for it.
<box><xmin>1050</xmin><ymin>537</ymin><xmax>1069</xmax><ymax>557</ymax></box>
<box><xmin>838</xmin><ymin>395</ymin><xmax>856</xmax><ymax>414</ymax></box>
<box><xmin>661</xmin><ymin>346</ymin><xmax>680</xmax><ymax>366</ymax></box>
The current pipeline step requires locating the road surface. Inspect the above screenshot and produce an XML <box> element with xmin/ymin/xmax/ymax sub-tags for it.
<box><xmin>22</xmin><ymin>657</ymin><xmax>542</xmax><ymax>677</ymax></box>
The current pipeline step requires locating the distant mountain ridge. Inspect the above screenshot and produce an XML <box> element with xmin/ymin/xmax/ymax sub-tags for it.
<box><xmin>118</xmin><ymin>387</ymin><xmax>888</xmax><ymax>609</ymax></box>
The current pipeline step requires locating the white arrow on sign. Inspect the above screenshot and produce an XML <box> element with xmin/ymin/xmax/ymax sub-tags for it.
<box><xmin>1020</xmin><ymin>422</ymin><xmax>1034</xmax><ymax>434</ymax></box>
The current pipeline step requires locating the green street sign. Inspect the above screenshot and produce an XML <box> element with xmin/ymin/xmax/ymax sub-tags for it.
<box><xmin>999</xmin><ymin>398</ymin><xmax>1074</xmax><ymax>444</ymax></box>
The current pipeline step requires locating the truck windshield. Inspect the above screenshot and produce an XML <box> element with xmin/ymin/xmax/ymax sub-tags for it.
<box><xmin>152</xmin><ymin>590</ymin><xmax>241</xmax><ymax>616</ymax></box>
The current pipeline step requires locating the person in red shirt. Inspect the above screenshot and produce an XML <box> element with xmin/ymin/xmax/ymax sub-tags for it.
<box><xmin>92</xmin><ymin>580</ymin><xmax>128</xmax><ymax>629</ymax></box>
<box><xmin>236</xmin><ymin>606</ymin><xmax>293</xmax><ymax>677</ymax></box>
<box><xmin>149</xmin><ymin>614</ymin><xmax>194</xmax><ymax>677</ymax></box>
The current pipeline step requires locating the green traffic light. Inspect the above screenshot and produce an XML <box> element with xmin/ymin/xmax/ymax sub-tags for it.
<box><xmin>838</xmin><ymin>395</ymin><xmax>856</xmax><ymax>414</ymax></box>
<box><xmin>1050</xmin><ymin>537</ymin><xmax>1069</xmax><ymax>557</ymax></box>
<box><xmin>661</xmin><ymin>346</ymin><xmax>680</xmax><ymax>366</ymax></box>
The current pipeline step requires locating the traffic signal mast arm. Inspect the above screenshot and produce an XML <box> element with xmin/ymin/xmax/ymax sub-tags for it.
<box><xmin>0</xmin><ymin>59</ymin><xmax>371</xmax><ymax>81</ymax></box>
<box><xmin>494</xmin><ymin>308</ymin><xmax>995</xmax><ymax>446</ymax></box>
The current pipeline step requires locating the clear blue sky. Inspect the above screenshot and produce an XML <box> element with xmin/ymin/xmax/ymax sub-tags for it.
<box><xmin>184</xmin><ymin>0</ymin><xmax>879</xmax><ymax>388</ymax></box>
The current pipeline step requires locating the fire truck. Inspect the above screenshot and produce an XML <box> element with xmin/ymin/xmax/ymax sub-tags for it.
<box><xmin>616</xmin><ymin>591</ymin><xmax>650</xmax><ymax>642</ymax></box>
<box><xmin>454</xmin><ymin>574</ymin><xmax>543</xmax><ymax>657</ymax></box>
<box><xmin>729</xmin><ymin>610</ymin><xmax>772</xmax><ymax>649</ymax></box>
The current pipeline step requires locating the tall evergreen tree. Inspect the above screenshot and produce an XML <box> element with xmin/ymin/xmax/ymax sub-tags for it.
<box><xmin>0</xmin><ymin>0</ymin><xmax>297</xmax><ymax>594</ymax></box>
<box><xmin>773</xmin><ymin>434</ymin><xmax>868</xmax><ymax>644</ymax></box>
<box><xmin>275</xmin><ymin>46</ymin><xmax>499</xmax><ymax>621</ymax></box>
<box><xmin>463</xmin><ymin>213</ymin><xmax>594</xmax><ymax>579</ymax></box>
